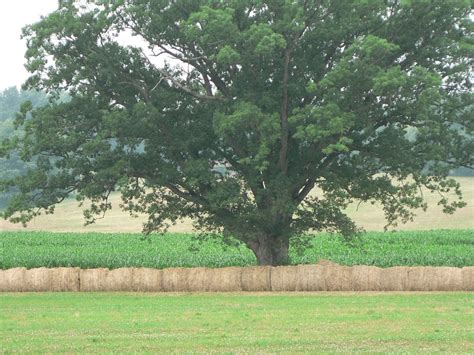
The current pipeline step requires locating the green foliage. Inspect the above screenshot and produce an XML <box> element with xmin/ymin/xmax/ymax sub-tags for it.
<box><xmin>1</xmin><ymin>230</ymin><xmax>472</xmax><ymax>269</ymax></box>
<box><xmin>0</xmin><ymin>88</ymin><xmax>51</xmax><ymax>209</ymax></box>
<box><xmin>1</xmin><ymin>1</ymin><xmax>473</xmax><ymax>264</ymax></box>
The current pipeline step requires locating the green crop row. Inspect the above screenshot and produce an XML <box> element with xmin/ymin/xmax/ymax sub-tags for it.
<box><xmin>0</xmin><ymin>230</ymin><xmax>473</xmax><ymax>269</ymax></box>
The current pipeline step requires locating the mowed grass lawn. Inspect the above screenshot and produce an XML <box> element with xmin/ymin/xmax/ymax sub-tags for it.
<box><xmin>1</xmin><ymin>293</ymin><xmax>473</xmax><ymax>353</ymax></box>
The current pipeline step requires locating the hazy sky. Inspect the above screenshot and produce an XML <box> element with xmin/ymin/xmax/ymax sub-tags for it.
<box><xmin>0</xmin><ymin>0</ymin><xmax>58</xmax><ymax>91</ymax></box>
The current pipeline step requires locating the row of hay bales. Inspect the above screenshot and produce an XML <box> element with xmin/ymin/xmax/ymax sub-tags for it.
<box><xmin>1</xmin><ymin>262</ymin><xmax>473</xmax><ymax>292</ymax></box>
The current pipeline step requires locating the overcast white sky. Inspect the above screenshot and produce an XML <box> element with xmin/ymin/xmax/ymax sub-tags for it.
<box><xmin>0</xmin><ymin>0</ymin><xmax>58</xmax><ymax>91</ymax></box>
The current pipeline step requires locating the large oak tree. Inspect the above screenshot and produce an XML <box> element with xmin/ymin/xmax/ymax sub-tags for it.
<box><xmin>1</xmin><ymin>0</ymin><xmax>472</xmax><ymax>265</ymax></box>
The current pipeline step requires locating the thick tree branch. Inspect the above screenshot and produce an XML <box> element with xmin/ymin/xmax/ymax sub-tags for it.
<box><xmin>166</xmin><ymin>184</ymin><xmax>210</xmax><ymax>208</ymax></box>
<box><xmin>155</xmin><ymin>66</ymin><xmax>226</xmax><ymax>102</ymax></box>
<box><xmin>278</xmin><ymin>49</ymin><xmax>291</xmax><ymax>174</ymax></box>
<box><xmin>294</xmin><ymin>152</ymin><xmax>340</xmax><ymax>203</ymax></box>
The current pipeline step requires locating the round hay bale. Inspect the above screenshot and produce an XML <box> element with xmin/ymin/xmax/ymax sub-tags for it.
<box><xmin>462</xmin><ymin>267</ymin><xmax>474</xmax><ymax>291</ymax></box>
<box><xmin>161</xmin><ymin>267</ymin><xmax>190</xmax><ymax>292</ymax></box>
<box><xmin>322</xmin><ymin>264</ymin><xmax>352</xmax><ymax>291</ymax></box>
<box><xmin>0</xmin><ymin>269</ymin><xmax>6</xmax><ymax>292</ymax></box>
<box><xmin>295</xmin><ymin>264</ymin><xmax>326</xmax><ymax>291</ymax></box>
<box><xmin>186</xmin><ymin>267</ymin><xmax>210</xmax><ymax>292</ymax></box>
<box><xmin>241</xmin><ymin>266</ymin><xmax>271</xmax><ymax>291</ymax></box>
<box><xmin>24</xmin><ymin>268</ymin><xmax>52</xmax><ymax>292</ymax></box>
<box><xmin>50</xmin><ymin>268</ymin><xmax>80</xmax><ymax>292</ymax></box>
<box><xmin>179</xmin><ymin>267</ymin><xmax>238</xmax><ymax>292</ymax></box>
<box><xmin>131</xmin><ymin>268</ymin><xmax>163</xmax><ymax>292</ymax></box>
<box><xmin>271</xmin><ymin>266</ymin><xmax>298</xmax><ymax>291</ymax></box>
<box><xmin>426</xmin><ymin>267</ymin><xmax>463</xmax><ymax>291</ymax></box>
<box><xmin>206</xmin><ymin>267</ymin><xmax>242</xmax><ymax>292</ymax></box>
<box><xmin>0</xmin><ymin>268</ymin><xmax>26</xmax><ymax>292</ymax></box>
<box><xmin>351</xmin><ymin>265</ymin><xmax>382</xmax><ymax>291</ymax></box>
<box><xmin>380</xmin><ymin>266</ymin><xmax>409</xmax><ymax>291</ymax></box>
<box><xmin>104</xmin><ymin>268</ymin><xmax>134</xmax><ymax>291</ymax></box>
<box><xmin>407</xmin><ymin>267</ymin><xmax>432</xmax><ymax>291</ymax></box>
<box><xmin>79</xmin><ymin>268</ymin><xmax>109</xmax><ymax>291</ymax></box>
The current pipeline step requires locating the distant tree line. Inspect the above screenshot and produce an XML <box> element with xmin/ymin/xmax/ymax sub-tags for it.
<box><xmin>0</xmin><ymin>87</ymin><xmax>50</xmax><ymax>208</ymax></box>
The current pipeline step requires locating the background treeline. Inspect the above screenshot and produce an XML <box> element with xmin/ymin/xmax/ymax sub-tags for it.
<box><xmin>0</xmin><ymin>87</ymin><xmax>50</xmax><ymax>208</ymax></box>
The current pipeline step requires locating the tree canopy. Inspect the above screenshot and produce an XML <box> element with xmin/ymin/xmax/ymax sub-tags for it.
<box><xmin>1</xmin><ymin>0</ymin><xmax>473</xmax><ymax>265</ymax></box>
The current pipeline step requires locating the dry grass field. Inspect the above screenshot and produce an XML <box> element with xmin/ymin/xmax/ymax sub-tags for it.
<box><xmin>1</xmin><ymin>177</ymin><xmax>472</xmax><ymax>233</ymax></box>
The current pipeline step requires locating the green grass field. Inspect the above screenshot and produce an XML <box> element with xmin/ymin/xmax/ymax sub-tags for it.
<box><xmin>1</xmin><ymin>230</ymin><xmax>473</xmax><ymax>269</ymax></box>
<box><xmin>1</xmin><ymin>293</ymin><xmax>472</xmax><ymax>352</ymax></box>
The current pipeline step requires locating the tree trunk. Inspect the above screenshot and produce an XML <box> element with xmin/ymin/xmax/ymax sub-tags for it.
<box><xmin>249</xmin><ymin>235</ymin><xmax>290</xmax><ymax>266</ymax></box>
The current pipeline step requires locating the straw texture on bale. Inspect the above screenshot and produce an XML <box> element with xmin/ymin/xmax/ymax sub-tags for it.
<box><xmin>8</xmin><ymin>268</ymin><xmax>80</xmax><ymax>292</ymax></box>
<box><xmin>186</xmin><ymin>267</ymin><xmax>242</xmax><ymax>292</ymax></box>
<box><xmin>160</xmin><ymin>267</ymin><xmax>243</xmax><ymax>292</ymax></box>
<box><xmin>241</xmin><ymin>266</ymin><xmax>271</xmax><ymax>291</ymax></box>
<box><xmin>380</xmin><ymin>266</ymin><xmax>409</xmax><ymax>291</ymax></box>
<box><xmin>131</xmin><ymin>268</ymin><xmax>162</xmax><ymax>292</ymax></box>
<box><xmin>106</xmin><ymin>268</ymin><xmax>134</xmax><ymax>291</ymax></box>
<box><xmin>406</xmin><ymin>267</ymin><xmax>430</xmax><ymax>291</ymax></box>
<box><xmin>295</xmin><ymin>264</ymin><xmax>326</xmax><ymax>291</ymax></box>
<box><xmin>50</xmin><ymin>268</ymin><xmax>80</xmax><ymax>291</ymax></box>
<box><xmin>425</xmin><ymin>267</ymin><xmax>463</xmax><ymax>291</ymax></box>
<box><xmin>462</xmin><ymin>267</ymin><xmax>474</xmax><ymax>291</ymax></box>
<box><xmin>321</xmin><ymin>264</ymin><xmax>353</xmax><ymax>291</ymax></box>
<box><xmin>1</xmin><ymin>263</ymin><xmax>473</xmax><ymax>292</ymax></box>
<box><xmin>79</xmin><ymin>268</ymin><xmax>109</xmax><ymax>291</ymax></box>
<box><xmin>23</xmin><ymin>268</ymin><xmax>51</xmax><ymax>292</ymax></box>
<box><xmin>271</xmin><ymin>266</ymin><xmax>298</xmax><ymax>291</ymax></box>
<box><xmin>208</xmin><ymin>267</ymin><xmax>242</xmax><ymax>292</ymax></box>
<box><xmin>351</xmin><ymin>265</ymin><xmax>382</xmax><ymax>291</ymax></box>
<box><xmin>161</xmin><ymin>267</ymin><xmax>190</xmax><ymax>292</ymax></box>
<box><xmin>0</xmin><ymin>268</ymin><xmax>26</xmax><ymax>292</ymax></box>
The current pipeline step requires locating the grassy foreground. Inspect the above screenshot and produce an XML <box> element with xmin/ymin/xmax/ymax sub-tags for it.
<box><xmin>1</xmin><ymin>230</ymin><xmax>473</xmax><ymax>269</ymax></box>
<box><xmin>1</xmin><ymin>293</ymin><xmax>472</xmax><ymax>352</ymax></box>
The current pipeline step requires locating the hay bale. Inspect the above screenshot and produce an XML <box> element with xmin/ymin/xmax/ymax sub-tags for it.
<box><xmin>79</xmin><ymin>268</ymin><xmax>109</xmax><ymax>291</ymax></box>
<box><xmin>183</xmin><ymin>267</ymin><xmax>241</xmax><ymax>292</ymax></box>
<box><xmin>50</xmin><ymin>268</ymin><xmax>80</xmax><ymax>292</ymax></box>
<box><xmin>351</xmin><ymin>265</ymin><xmax>382</xmax><ymax>291</ymax></box>
<box><xmin>161</xmin><ymin>267</ymin><xmax>190</xmax><ymax>292</ymax></box>
<box><xmin>241</xmin><ymin>266</ymin><xmax>271</xmax><ymax>291</ymax></box>
<box><xmin>186</xmin><ymin>267</ymin><xmax>209</xmax><ymax>292</ymax></box>
<box><xmin>24</xmin><ymin>268</ymin><xmax>52</xmax><ymax>291</ymax></box>
<box><xmin>131</xmin><ymin>268</ymin><xmax>163</xmax><ymax>292</ymax></box>
<box><xmin>209</xmin><ymin>267</ymin><xmax>242</xmax><ymax>292</ymax></box>
<box><xmin>407</xmin><ymin>267</ymin><xmax>434</xmax><ymax>291</ymax></box>
<box><xmin>462</xmin><ymin>267</ymin><xmax>474</xmax><ymax>291</ymax></box>
<box><xmin>425</xmin><ymin>267</ymin><xmax>463</xmax><ymax>291</ymax></box>
<box><xmin>0</xmin><ymin>268</ymin><xmax>26</xmax><ymax>292</ymax></box>
<box><xmin>102</xmin><ymin>268</ymin><xmax>134</xmax><ymax>291</ymax></box>
<box><xmin>405</xmin><ymin>266</ymin><xmax>463</xmax><ymax>291</ymax></box>
<box><xmin>295</xmin><ymin>264</ymin><xmax>326</xmax><ymax>291</ymax></box>
<box><xmin>0</xmin><ymin>269</ymin><xmax>6</xmax><ymax>291</ymax></box>
<box><xmin>65</xmin><ymin>268</ymin><xmax>162</xmax><ymax>292</ymax></box>
<box><xmin>322</xmin><ymin>264</ymin><xmax>352</xmax><ymax>291</ymax></box>
<box><xmin>380</xmin><ymin>266</ymin><xmax>409</xmax><ymax>291</ymax></box>
<box><xmin>271</xmin><ymin>266</ymin><xmax>298</xmax><ymax>291</ymax></box>
<box><xmin>3</xmin><ymin>267</ymin><xmax>79</xmax><ymax>292</ymax></box>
